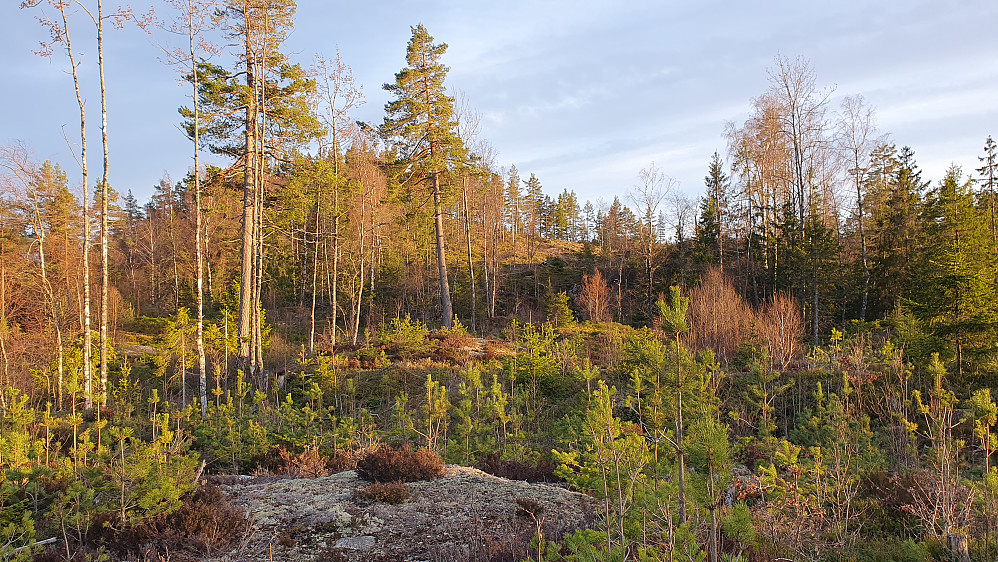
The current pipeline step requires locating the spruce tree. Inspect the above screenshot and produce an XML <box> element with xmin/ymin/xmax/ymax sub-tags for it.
<box><xmin>866</xmin><ymin>144</ymin><xmax>925</xmax><ymax>318</ymax></box>
<box><xmin>696</xmin><ymin>152</ymin><xmax>729</xmax><ymax>268</ymax></box>
<box><xmin>917</xmin><ymin>166</ymin><xmax>998</xmax><ymax>377</ymax></box>
<box><xmin>977</xmin><ymin>135</ymin><xmax>997</xmax><ymax>244</ymax></box>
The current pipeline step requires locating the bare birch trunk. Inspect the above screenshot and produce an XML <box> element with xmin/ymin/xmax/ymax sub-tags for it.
<box><xmin>28</xmin><ymin>170</ymin><xmax>65</xmax><ymax>411</ymax></box>
<box><xmin>189</xmin><ymin>2</ymin><xmax>208</xmax><ymax>419</ymax></box>
<box><xmin>462</xmin><ymin>174</ymin><xmax>476</xmax><ymax>333</ymax></box>
<box><xmin>309</xmin><ymin>183</ymin><xmax>320</xmax><ymax>354</ymax></box>
<box><xmin>57</xmin><ymin>0</ymin><xmax>93</xmax><ymax>411</ymax></box>
<box><xmin>97</xmin><ymin>0</ymin><xmax>110</xmax><ymax>408</ymax></box>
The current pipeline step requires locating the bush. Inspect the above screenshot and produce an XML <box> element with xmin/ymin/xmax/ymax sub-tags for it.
<box><xmin>354</xmin><ymin>481</ymin><xmax>410</xmax><ymax>504</ymax></box>
<box><xmin>478</xmin><ymin>452</ymin><xmax>559</xmax><ymax>483</ymax></box>
<box><xmin>850</xmin><ymin>538</ymin><xmax>928</xmax><ymax>562</ymax></box>
<box><xmin>279</xmin><ymin>445</ymin><xmax>329</xmax><ymax>478</ymax></box>
<box><xmin>430</xmin><ymin>320</ymin><xmax>477</xmax><ymax>363</ymax></box>
<box><xmin>325</xmin><ymin>448</ymin><xmax>360</xmax><ymax>474</ymax></box>
<box><xmin>544</xmin><ymin>291</ymin><xmax>576</xmax><ymax>328</ymax></box>
<box><xmin>81</xmin><ymin>484</ymin><xmax>249</xmax><ymax>561</ymax></box>
<box><xmin>356</xmin><ymin>445</ymin><xmax>444</xmax><ymax>483</ymax></box>
<box><xmin>378</xmin><ymin>316</ymin><xmax>433</xmax><ymax>359</ymax></box>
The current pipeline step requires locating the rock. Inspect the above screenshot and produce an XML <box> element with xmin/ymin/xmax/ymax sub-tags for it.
<box><xmin>210</xmin><ymin>465</ymin><xmax>597</xmax><ymax>561</ymax></box>
<box><xmin>335</xmin><ymin>536</ymin><xmax>375</xmax><ymax>550</ymax></box>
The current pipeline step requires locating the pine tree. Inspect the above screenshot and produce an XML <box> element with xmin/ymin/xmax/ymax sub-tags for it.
<box><xmin>186</xmin><ymin>0</ymin><xmax>318</xmax><ymax>372</ymax></box>
<box><xmin>523</xmin><ymin>173</ymin><xmax>544</xmax><ymax>242</ymax></box>
<box><xmin>506</xmin><ymin>165</ymin><xmax>522</xmax><ymax>249</ymax></box>
<box><xmin>381</xmin><ymin>25</ymin><xmax>464</xmax><ymax>328</ymax></box>
<box><xmin>582</xmin><ymin>201</ymin><xmax>595</xmax><ymax>243</ymax></box>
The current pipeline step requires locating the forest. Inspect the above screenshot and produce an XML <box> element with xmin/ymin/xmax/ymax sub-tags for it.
<box><xmin>3</xmin><ymin>1</ymin><xmax>998</xmax><ymax>561</ymax></box>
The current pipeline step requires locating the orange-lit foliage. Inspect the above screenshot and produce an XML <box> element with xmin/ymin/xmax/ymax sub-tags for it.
<box><xmin>686</xmin><ymin>267</ymin><xmax>754</xmax><ymax>363</ymax></box>
<box><xmin>757</xmin><ymin>293</ymin><xmax>804</xmax><ymax>370</ymax></box>
<box><xmin>279</xmin><ymin>444</ymin><xmax>330</xmax><ymax>478</ymax></box>
<box><xmin>686</xmin><ymin>267</ymin><xmax>803</xmax><ymax>368</ymax></box>
<box><xmin>577</xmin><ymin>269</ymin><xmax>611</xmax><ymax>322</ymax></box>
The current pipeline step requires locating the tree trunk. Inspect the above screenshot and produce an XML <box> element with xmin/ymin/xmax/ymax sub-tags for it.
<box><xmin>58</xmin><ymin>0</ymin><xmax>93</xmax><ymax>411</ymax></box>
<box><xmin>309</xmin><ymin>180</ymin><xmax>321</xmax><ymax>354</ymax></box>
<box><xmin>351</xmin><ymin>185</ymin><xmax>366</xmax><ymax>345</ymax></box>
<box><xmin>191</xmin><ymin>5</ymin><xmax>208</xmax><ymax>419</ymax></box>
<box><xmin>432</xmin><ymin>171</ymin><xmax>453</xmax><ymax>328</ymax></box>
<box><xmin>97</xmin><ymin>0</ymin><xmax>110</xmax><ymax>409</ymax></box>
<box><xmin>332</xmin><ymin>191</ymin><xmax>339</xmax><ymax>345</ymax></box>
<box><xmin>237</xmin><ymin>1</ymin><xmax>256</xmax><ymax>367</ymax></box>
<box><xmin>30</xmin><ymin>183</ymin><xmax>65</xmax><ymax>412</ymax></box>
<box><xmin>462</xmin><ymin>175</ymin><xmax>476</xmax><ymax>332</ymax></box>
<box><xmin>676</xmin><ymin>334</ymin><xmax>687</xmax><ymax>525</ymax></box>
<box><xmin>856</xmin><ymin>165</ymin><xmax>869</xmax><ymax>322</ymax></box>
<box><xmin>949</xmin><ymin>533</ymin><xmax>970</xmax><ymax>562</ymax></box>
<box><xmin>0</xmin><ymin>238</ymin><xmax>7</xmax><ymax>406</ymax></box>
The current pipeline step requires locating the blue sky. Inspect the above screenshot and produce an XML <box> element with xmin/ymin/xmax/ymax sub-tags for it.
<box><xmin>3</xmin><ymin>1</ymin><xmax>997</xmax><ymax>205</ymax></box>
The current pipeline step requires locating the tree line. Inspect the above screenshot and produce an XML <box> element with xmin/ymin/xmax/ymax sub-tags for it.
<box><xmin>7</xmin><ymin>1</ymin><xmax>997</xmax><ymax>413</ymax></box>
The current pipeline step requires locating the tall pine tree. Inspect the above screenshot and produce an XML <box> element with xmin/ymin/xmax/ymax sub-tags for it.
<box><xmin>380</xmin><ymin>25</ymin><xmax>465</xmax><ymax>328</ymax></box>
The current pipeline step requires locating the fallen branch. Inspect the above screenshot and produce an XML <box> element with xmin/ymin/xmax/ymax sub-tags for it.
<box><xmin>11</xmin><ymin>537</ymin><xmax>57</xmax><ymax>555</ymax></box>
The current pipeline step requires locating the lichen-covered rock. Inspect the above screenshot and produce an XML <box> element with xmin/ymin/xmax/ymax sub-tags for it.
<box><xmin>208</xmin><ymin>465</ymin><xmax>596</xmax><ymax>561</ymax></box>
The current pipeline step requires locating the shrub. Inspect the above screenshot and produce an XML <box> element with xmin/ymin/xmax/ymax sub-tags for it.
<box><xmin>84</xmin><ymin>484</ymin><xmax>249</xmax><ymax>561</ymax></box>
<box><xmin>430</xmin><ymin>320</ymin><xmax>477</xmax><ymax>363</ymax></box>
<box><xmin>686</xmin><ymin>267</ymin><xmax>753</xmax><ymax>363</ymax></box>
<box><xmin>478</xmin><ymin>452</ymin><xmax>559</xmax><ymax>483</ymax></box>
<box><xmin>378</xmin><ymin>316</ymin><xmax>433</xmax><ymax>359</ymax></box>
<box><xmin>544</xmin><ymin>291</ymin><xmax>576</xmax><ymax>328</ymax></box>
<box><xmin>279</xmin><ymin>445</ymin><xmax>329</xmax><ymax>478</ymax></box>
<box><xmin>356</xmin><ymin>445</ymin><xmax>444</xmax><ymax>483</ymax></box>
<box><xmin>577</xmin><ymin>270</ymin><xmax>611</xmax><ymax>323</ymax></box>
<box><xmin>325</xmin><ymin>448</ymin><xmax>360</xmax><ymax>474</ymax></box>
<box><xmin>354</xmin><ymin>481</ymin><xmax>410</xmax><ymax>504</ymax></box>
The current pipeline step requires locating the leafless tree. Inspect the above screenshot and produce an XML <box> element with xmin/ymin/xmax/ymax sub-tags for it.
<box><xmin>629</xmin><ymin>162</ymin><xmax>672</xmax><ymax>313</ymax></box>
<box><xmin>1</xmin><ymin>147</ymin><xmax>65</xmax><ymax>409</ymax></box>
<box><xmin>23</xmin><ymin>0</ymin><xmax>95</xmax><ymax>409</ymax></box>
<box><xmin>311</xmin><ymin>49</ymin><xmax>364</xmax><ymax>350</ymax></box>
<box><xmin>836</xmin><ymin>95</ymin><xmax>877</xmax><ymax>321</ymax></box>
<box><xmin>161</xmin><ymin>0</ymin><xmax>218</xmax><ymax>418</ymax></box>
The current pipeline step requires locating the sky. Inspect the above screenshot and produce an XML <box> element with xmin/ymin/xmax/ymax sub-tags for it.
<box><xmin>2</xmin><ymin>1</ymin><xmax>997</xmax><ymax>206</ymax></box>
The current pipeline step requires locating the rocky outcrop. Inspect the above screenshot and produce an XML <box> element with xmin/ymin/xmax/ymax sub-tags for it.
<box><xmin>211</xmin><ymin>466</ymin><xmax>597</xmax><ymax>561</ymax></box>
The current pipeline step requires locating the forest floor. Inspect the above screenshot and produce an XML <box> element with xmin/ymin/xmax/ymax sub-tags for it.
<box><xmin>207</xmin><ymin>466</ymin><xmax>597</xmax><ymax>562</ymax></box>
